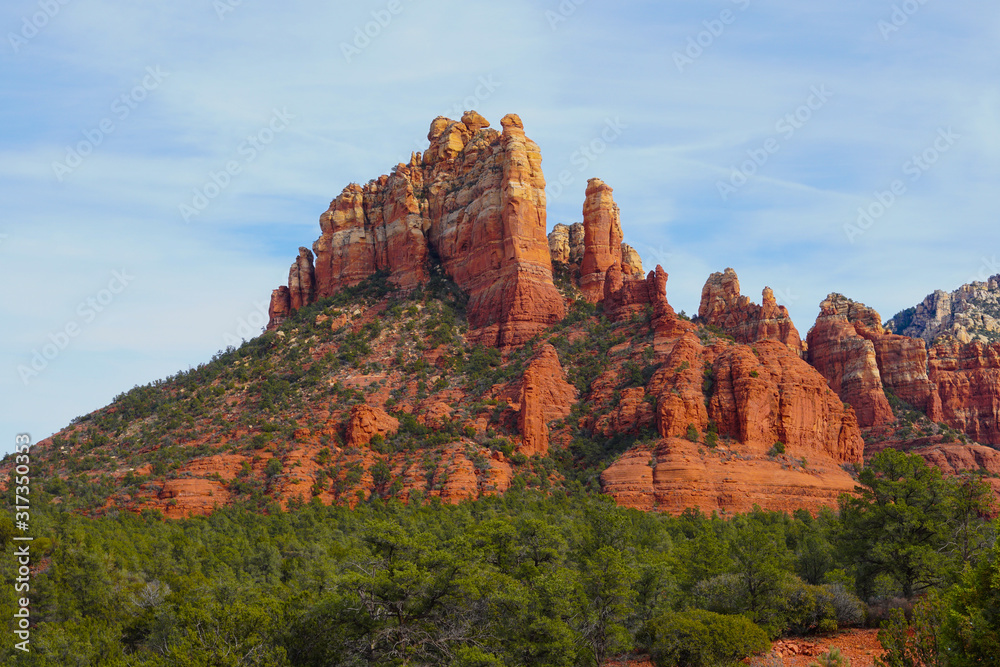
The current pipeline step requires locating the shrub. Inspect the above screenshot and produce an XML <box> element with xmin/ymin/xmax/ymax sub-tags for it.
<box><xmin>768</xmin><ymin>441</ymin><xmax>786</xmax><ymax>456</ymax></box>
<box><xmin>642</xmin><ymin>609</ymin><xmax>769</xmax><ymax>667</ymax></box>
<box><xmin>685</xmin><ymin>424</ymin><xmax>699</xmax><ymax>442</ymax></box>
<box><xmin>810</xmin><ymin>646</ymin><xmax>850</xmax><ymax>667</ymax></box>
<box><xmin>264</xmin><ymin>458</ymin><xmax>282</xmax><ymax>478</ymax></box>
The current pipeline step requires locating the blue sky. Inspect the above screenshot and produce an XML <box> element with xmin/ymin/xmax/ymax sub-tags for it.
<box><xmin>2</xmin><ymin>0</ymin><xmax>999</xmax><ymax>454</ymax></box>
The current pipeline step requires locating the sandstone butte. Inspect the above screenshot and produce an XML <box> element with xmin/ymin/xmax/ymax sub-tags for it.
<box><xmin>267</xmin><ymin>110</ymin><xmax>565</xmax><ymax>348</ymax></box>
<box><xmin>258</xmin><ymin>113</ymin><xmax>877</xmax><ymax>517</ymax></box>
<box><xmin>18</xmin><ymin>112</ymin><xmax>999</xmax><ymax>520</ymax></box>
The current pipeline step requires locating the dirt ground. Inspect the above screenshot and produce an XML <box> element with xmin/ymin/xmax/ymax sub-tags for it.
<box><xmin>604</xmin><ymin>627</ymin><xmax>885</xmax><ymax>667</ymax></box>
<box><xmin>750</xmin><ymin>628</ymin><xmax>884</xmax><ymax>666</ymax></box>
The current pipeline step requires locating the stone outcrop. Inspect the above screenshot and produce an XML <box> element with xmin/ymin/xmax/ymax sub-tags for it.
<box><xmin>602</xmin><ymin>332</ymin><xmax>865</xmax><ymax>514</ymax></box>
<box><xmin>807</xmin><ymin>295</ymin><xmax>895</xmax><ymax>427</ymax></box>
<box><xmin>704</xmin><ymin>341</ymin><xmax>864</xmax><ymax>462</ymax></box>
<box><xmin>929</xmin><ymin>340</ymin><xmax>1000</xmax><ymax>444</ymax></box>
<box><xmin>807</xmin><ymin>294</ymin><xmax>1000</xmax><ymax>445</ymax></box>
<box><xmin>549</xmin><ymin>220</ymin><xmax>636</xmax><ymax>277</ymax></box>
<box><xmin>288</xmin><ymin>247</ymin><xmax>316</xmax><ymax>311</ymax></box>
<box><xmin>620</xmin><ymin>243</ymin><xmax>644</xmax><ymax>278</ymax></box>
<box><xmin>600</xmin><ymin>440</ymin><xmax>860</xmax><ymax>515</ymax></box>
<box><xmin>268</xmin><ymin>112</ymin><xmax>565</xmax><ymax>347</ymax></box>
<box><xmin>345</xmin><ymin>405</ymin><xmax>400</xmax><ymax>448</ymax></box>
<box><xmin>579</xmin><ymin>178</ymin><xmax>624</xmax><ymax>302</ymax></box>
<box><xmin>806</xmin><ymin>294</ymin><xmax>937</xmax><ymax>427</ymax></box>
<box><xmin>517</xmin><ymin>344</ymin><xmax>577</xmax><ymax>456</ymax></box>
<box><xmin>698</xmin><ymin>268</ymin><xmax>804</xmax><ymax>353</ymax></box>
<box><xmin>548</xmin><ymin>222</ymin><xmax>585</xmax><ymax>265</ymax></box>
<box><xmin>886</xmin><ymin>275</ymin><xmax>1000</xmax><ymax>345</ymax></box>
<box><xmin>267</xmin><ymin>286</ymin><xmax>291</xmax><ymax>330</ymax></box>
<box><xmin>602</xmin><ymin>264</ymin><xmax>674</xmax><ymax>323</ymax></box>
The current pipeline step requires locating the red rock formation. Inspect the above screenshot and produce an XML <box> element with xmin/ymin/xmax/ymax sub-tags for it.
<box><xmin>345</xmin><ymin>405</ymin><xmax>400</xmax><ymax>448</ymax></box>
<box><xmin>601</xmin><ymin>264</ymin><xmax>677</xmax><ymax>325</ymax></box>
<box><xmin>602</xmin><ymin>296</ymin><xmax>864</xmax><ymax>515</ymax></box>
<box><xmin>600</xmin><ymin>440</ymin><xmax>860</xmax><ymax>515</ymax></box>
<box><xmin>288</xmin><ymin>247</ymin><xmax>316</xmax><ymax>310</ymax></box>
<box><xmin>806</xmin><ymin>293</ymin><xmax>937</xmax><ymax>427</ymax></box>
<box><xmin>807</xmin><ymin>297</ymin><xmax>893</xmax><ymax>428</ymax></box>
<box><xmin>271</xmin><ymin>111</ymin><xmax>565</xmax><ymax>347</ymax></box>
<box><xmin>446</xmin><ymin>113</ymin><xmax>566</xmax><ymax>347</ymax></box>
<box><xmin>929</xmin><ymin>340</ymin><xmax>1000</xmax><ymax>445</ymax></box>
<box><xmin>518</xmin><ymin>344</ymin><xmax>577</xmax><ymax>456</ymax></box>
<box><xmin>859</xmin><ymin>330</ymin><xmax>937</xmax><ymax>416</ymax></box>
<box><xmin>707</xmin><ymin>341</ymin><xmax>864</xmax><ymax>461</ymax></box>
<box><xmin>698</xmin><ymin>268</ymin><xmax>804</xmax><ymax>353</ymax></box>
<box><xmin>267</xmin><ymin>286</ymin><xmax>290</xmax><ymax>330</ymax></box>
<box><xmin>579</xmin><ymin>178</ymin><xmax>624</xmax><ymax>302</ymax></box>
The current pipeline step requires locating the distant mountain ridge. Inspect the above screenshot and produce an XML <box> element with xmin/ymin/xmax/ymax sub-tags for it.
<box><xmin>886</xmin><ymin>274</ymin><xmax>1000</xmax><ymax>345</ymax></box>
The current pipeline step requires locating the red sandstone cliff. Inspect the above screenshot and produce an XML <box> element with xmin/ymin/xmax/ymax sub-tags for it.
<box><xmin>929</xmin><ymin>339</ymin><xmax>1000</xmax><ymax>445</ymax></box>
<box><xmin>698</xmin><ymin>268</ymin><xmax>804</xmax><ymax>353</ymax></box>
<box><xmin>269</xmin><ymin>111</ymin><xmax>565</xmax><ymax>347</ymax></box>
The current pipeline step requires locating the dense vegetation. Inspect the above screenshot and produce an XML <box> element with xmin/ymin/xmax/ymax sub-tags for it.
<box><xmin>1</xmin><ymin>450</ymin><xmax>996</xmax><ymax>666</ymax></box>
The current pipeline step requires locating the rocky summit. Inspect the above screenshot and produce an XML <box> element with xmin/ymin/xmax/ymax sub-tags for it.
<box><xmin>268</xmin><ymin>111</ymin><xmax>564</xmax><ymax>348</ymax></box>
<box><xmin>885</xmin><ymin>274</ymin><xmax>1000</xmax><ymax>345</ymax></box>
<box><xmin>8</xmin><ymin>112</ymin><xmax>1000</xmax><ymax>520</ymax></box>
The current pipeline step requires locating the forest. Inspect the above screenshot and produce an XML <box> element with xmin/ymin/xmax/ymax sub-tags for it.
<box><xmin>1</xmin><ymin>448</ymin><xmax>998</xmax><ymax>666</ymax></box>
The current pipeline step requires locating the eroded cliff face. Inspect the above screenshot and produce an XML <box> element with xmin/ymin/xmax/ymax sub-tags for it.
<box><xmin>698</xmin><ymin>268</ymin><xmax>804</xmax><ymax>354</ymax></box>
<box><xmin>588</xmin><ymin>262</ymin><xmax>865</xmax><ymax>515</ymax></box>
<box><xmin>806</xmin><ymin>294</ymin><xmax>896</xmax><ymax>428</ymax></box>
<box><xmin>600</xmin><ymin>326</ymin><xmax>865</xmax><ymax>515</ymax></box>
<box><xmin>929</xmin><ymin>340</ymin><xmax>1000</xmax><ymax>445</ymax></box>
<box><xmin>516</xmin><ymin>344</ymin><xmax>577</xmax><ymax>457</ymax></box>
<box><xmin>802</xmin><ymin>293</ymin><xmax>1000</xmax><ymax>447</ymax></box>
<box><xmin>579</xmin><ymin>178</ymin><xmax>624</xmax><ymax>302</ymax></box>
<box><xmin>268</xmin><ymin>111</ymin><xmax>565</xmax><ymax>347</ymax></box>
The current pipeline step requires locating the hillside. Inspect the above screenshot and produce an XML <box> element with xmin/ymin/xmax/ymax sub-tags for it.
<box><xmin>5</xmin><ymin>111</ymin><xmax>1000</xmax><ymax>519</ymax></box>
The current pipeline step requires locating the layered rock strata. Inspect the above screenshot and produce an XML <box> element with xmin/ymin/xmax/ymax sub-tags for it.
<box><xmin>268</xmin><ymin>111</ymin><xmax>565</xmax><ymax>347</ymax></box>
